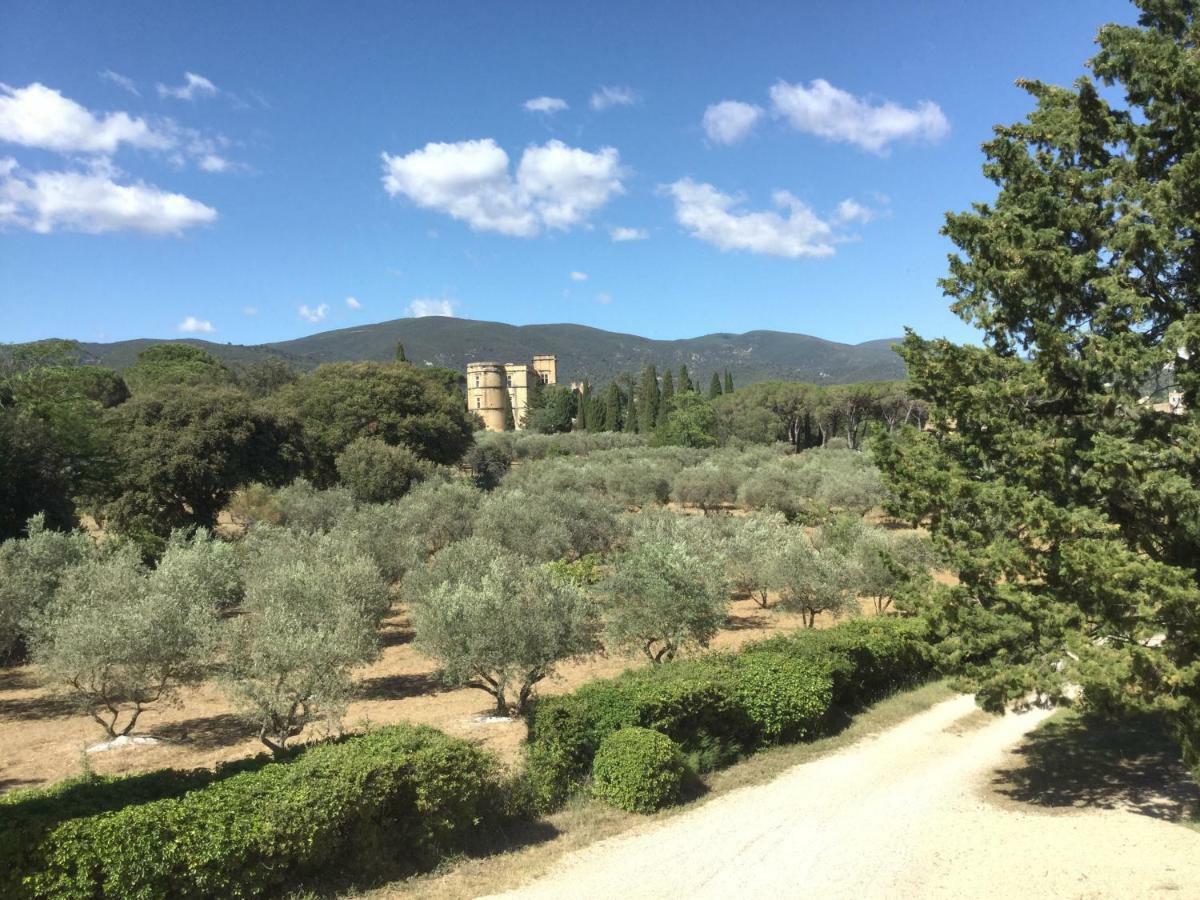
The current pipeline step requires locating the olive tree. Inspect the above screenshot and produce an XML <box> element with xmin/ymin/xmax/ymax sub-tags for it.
<box><xmin>31</xmin><ymin>537</ymin><xmax>225</xmax><ymax>738</ymax></box>
<box><xmin>724</xmin><ymin>512</ymin><xmax>790</xmax><ymax>608</ymax></box>
<box><xmin>0</xmin><ymin>515</ymin><xmax>96</xmax><ymax>664</ymax></box>
<box><xmin>411</xmin><ymin>547</ymin><xmax>600</xmax><ymax>714</ymax></box>
<box><xmin>225</xmin><ymin>528</ymin><xmax>390</xmax><ymax>754</ymax></box>
<box><xmin>771</xmin><ymin>529</ymin><xmax>863</xmax><ymax>628</ymax></box>
<box><xmin>603</xmin><ymin>520</ymin><xmax>729</xmax><ymax>662</ymax></box>
<box><xmin>670</xmin><ymin>465</ymin><xmax>738</xmax><ymax>515</ymax></box>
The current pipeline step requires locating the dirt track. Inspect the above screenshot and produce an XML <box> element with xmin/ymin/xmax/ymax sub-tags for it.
<box><xmin>488</xmin><ymin>695</ymin><xmax>1200</xmax><ymax>899</ymax></box>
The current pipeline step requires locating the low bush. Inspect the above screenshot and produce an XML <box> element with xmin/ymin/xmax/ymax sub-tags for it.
<box><xmin>1</xmin><ymin>725</ymin><xmax>513</xmax><ymax>900</ymax></box>
<box><xmin>526</xmin><ymin>616</ymin><xmax>933</xmax><ymax>812</ymax></box>
<box><xmin>591</xmin><ymin>727</ymin><xmax>687</xmax><ymax>813</ymax></box>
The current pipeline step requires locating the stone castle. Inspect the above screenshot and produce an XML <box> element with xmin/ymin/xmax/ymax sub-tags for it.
<box><xmin>466</xmin><ymin>355</ymin><xmax>557</xmax><ymax>431</ymax></box>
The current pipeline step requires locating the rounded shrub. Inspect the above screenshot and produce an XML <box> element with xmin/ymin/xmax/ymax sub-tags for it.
<box><xmin>731</xmin><ymin>652</ymin><xmax>834</xmax><ymax>744</ymax></box>
<box><xmin>591</xmin><ymin>727</ymin><xmax>686</xmax><ymax>814</ymax></box>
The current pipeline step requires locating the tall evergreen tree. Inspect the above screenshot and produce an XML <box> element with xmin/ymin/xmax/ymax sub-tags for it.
<box><xmin>394</xmin><ymin>342</ymin><xmax>407</xmax><ymax>363</ymax></box>
<box><xmin>576</xmin><ymin>381</ymin><xmax>591</xmax><ymax>431</ymax></box>
<box><xmin>724</xmin><ymin>370</ymin><xmax>734</xmax><ymax>394</ymax></box>
<box><xmin>638</xmin><ymin>364</ymin><xmax>660</xmax><ymax>434</ymax></box>
<box><xmin>501</xmin><ymin>386</ymin><xmax>516</xmax><ymax>431</ymax></box>
<box><xmin>658</xmin><ymin>370</ymin><xmax>675</xmax><ymax>424</ymax></box>
<box><xmin>678</xmin><ymin>365</ymin><xmax>692</xmax><ymax>394</ymax></box>
<box><xmin>873</xmin><ymin>0</ymin><xmax>1200</xmax><ymax>774</ymax></box>
<box><xmin>602</xmin><ymin>383</ymin><xmax>623</xmax><ymax>431</ymax></box>
<box><xmin>708</xmin><ymin>372</ymin><xmax>723</xmax><ymax>400</ymax></box>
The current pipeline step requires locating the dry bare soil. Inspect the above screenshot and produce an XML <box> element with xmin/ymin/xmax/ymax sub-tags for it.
<box><xmin>0</xmin><ymin>595</ymin><xmax>820</xmax><ymax>793</ymax></box>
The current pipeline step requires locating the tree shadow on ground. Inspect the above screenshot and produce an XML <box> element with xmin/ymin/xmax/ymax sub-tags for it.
<box><xmin>0</xmin><ymin>667</ymin><xmax>37</xmax><ymax>691</ymax></box>
<box><xmin>991</xmin><ymin>711</ymin><xmax>1200</xmax><ymax>822</ymax></box>
<box><xmin>378</xmin><ymin>624</ymin><xmax>414</xmax><ymax>649</ymax></box>
<box><xmin>724</xmin><ymin>612</ymin><xmax>768</xmax><ymax>631</ymax></box>
<box><xmin>356</xmin><ymin>671</ymin><xmax>442</xmax><ymax>702</ymax></box>
<box><xmin>0</xmin><ymin>692</ymin><xmax>79</xmax><ymax>721</ymax></box>
<box><xmin>0</xmin><ymin>775</ymin><xmax>40</xmax><ymax>794</ymax></box>
<box><xmin>150</xmin><ymin>712</ymin><xmax>251</xmax><ymax>750</ymax></box>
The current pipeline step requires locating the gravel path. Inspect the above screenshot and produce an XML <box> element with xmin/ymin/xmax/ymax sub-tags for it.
<box><xmin>487</xmin><ymin>695</ymin><xmax>1200</xmax><ymax>899</ymax></box>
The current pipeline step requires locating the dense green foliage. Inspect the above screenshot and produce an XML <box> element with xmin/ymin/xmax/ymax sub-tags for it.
<box><xmin>122</xmin><ymin>344</ymin><xmax>235</xmax><ymax>395</ymax></box>
<box><xmin>270</xmin><ymin>361</ymin><xmax>474</xmax><ymax>485</ymax></box>
<box><xmin>334</xmin><ymin>437</ymin><xmax>431</xmax><ymax>503</ymax></box>
<box><xmin>526</xmin><ymin>616</ymin><xmax>931</xmax><ymax>811</ymax></box>
<box><xmin>872</xmin><ymin>1</ymin><xmax>1200</xmax><ymax>787</ymax></box>
<box><xmin>590</xmin><ymin>727</ymin><xmax>686</xmax><ymax>813</ymax></box>
<box><xmin>0</xmin><ymin>725</ymin><xmax>511</xmax><ymax>900</ymax></box>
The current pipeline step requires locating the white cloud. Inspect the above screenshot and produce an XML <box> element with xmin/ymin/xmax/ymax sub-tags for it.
<box><xmin>769</xmin><ymin>79</ymin><xmax>949</xmax><ymax>154</ymax></box>
<box><xmin>596</xmin><ymin>292</ymin><xmax>612</xmax><ymax>305</ymax></box>
<box><xmin>609</xmin><ymin>225</ymin><xmax>648</xmax><ymax>242</ymax></box>
<box><xmin>524</xmin><ymin>96</ymin><xmax>568</xmax><ymax>114</ymax></box>
<box><xmin>0</xmin><ymin>158</ymin><xmax>217</xmax><ymax>235</ymax></box>
<box><xmin>702</xmin><ymin>100</ymin><xmax>762</xmax><ymax>145</ymax></box>
<box><xmin>665</xmin><ymin>177</ymin><xmax>836</xmax><ymax>259</ymax></box>
<box><xmin>0</xmin><ymin>82</ymin><xmax>171</xmax><ymax>154</ymax></box>
<box><xmin>345</xmin><ymin>296</ymin><xmax>362</xmax><ymax>309</ymax></box>
<box><xmin>197</xmin><ymin>153</ymin><xmax>230</xmax><ymax>173</ymax></box>
<box><xmin>590</xmin><ymin>85</ymin><xmax>637</xmax><ymax>110</ymax></box>
<box><xmin>177</xmin><ymin>315</ymin><xmax>214</xmax><ymax>333</ymax></box>
<box><xmin>381</xmin><ymin>138</ymin><xmax>624</xmax><ymax>236</ymax></box>
<box><xmin>157</xmin><ymin>72</ymin><xmax>218</xmax><ymax>101</ymax></box>
<box><xmin>407</xmin><ymin>298</ymin><xmax>459</xmax><ymax>317</ymax></box>
<box><xmin>570</xmin><ymin>271</ymin><xmax>588</xmax><ymax>281</ymax></box>
<box><xmin>835</xmin><ymin>198</ymin><xmax>877</xmax><ymax>224</ymax></box>
<box><xmin>242</xmin><ymin>306</ymin><xmax>258</xmax><ymax>316</ymax></box>
<box><xmin>100</xmin><ymin>70</ymin><xmax>139</xmax><ymax>96</ymax></box>
<box><xmin>298</xmin><ymin>303</ymin><xmax>328</xmax><ymax>323</ymax></box>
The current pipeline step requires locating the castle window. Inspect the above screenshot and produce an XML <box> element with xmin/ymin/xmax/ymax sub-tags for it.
<box><xmin>475</xmin><ymin>396</ymin><xmax>480</xmax><ymax>408</ymax></box>
<box><xmin>474</xmin><ymin>375</ymin><xmax>479</xmax><ymax>388</ymax></box>
<box><xmin>539</xmin><ymin>372</ymin><xmax>549</xmax><ymax>384</ymax></box>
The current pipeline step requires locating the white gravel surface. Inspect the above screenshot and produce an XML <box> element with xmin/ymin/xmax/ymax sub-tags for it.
<box><xmin>487</xmin><ymin>695</ymin><xmax>1200</xmax><ymax>900</ymax></box>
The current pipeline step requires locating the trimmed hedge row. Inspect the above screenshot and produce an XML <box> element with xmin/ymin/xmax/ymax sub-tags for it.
<box><xmin>591</xmin><ymin>727</ymin><xmax>687</xmax><ymax>813</ymax></box>
<box><xmin>1</xmin><ymin>725</ymin><xmax>513</xmax><ymax>900</ymax></box>
<box><xmin>527</xmin><ymin>616</ymin><xmax>932</xmax><ymax>811</ymax></box>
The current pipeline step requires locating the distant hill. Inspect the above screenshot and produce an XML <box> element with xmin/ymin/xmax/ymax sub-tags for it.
<box><xmin>65</xmin><ymin>317</ymin><xmax>906</xmax><ymax>386</ymax></box>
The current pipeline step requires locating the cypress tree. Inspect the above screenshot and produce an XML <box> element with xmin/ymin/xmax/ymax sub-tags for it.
<box><xmin>724</xmin><ymin>370</ymin><xmax>734</xmax><ymax>394</ymax></box>
<box><xmin>501</xmin><ymin>387</ymin><xmax>516</xmax><ymax>431</ymax></box>
<box><xmin>394</xmin><ymin>342</ymin><xmax>407</xmax><ymax>363</ymax></box>
<box><xmin>658</xmin><ymin>370</ymin><xmax>675</xmax><ymax>424</ymax></box>
<box><xmin>576</xmin><ymin>381</ymin><xmax>591</xmax><ymax>431</ymax></box>
<box><xmin>678</xmin><ymin>365</ymin><xmax>692</xmax><ymax>394</ymax></box>
<box><xmin>602</xmin><ymin>383</ymin><xmax>622</xmax><ymax>431</ymax></box>
<box><xmin>638</xmin><ymin>364</ymin><xmax>659</xmax><ymax>433</ymax></box>
<box><xmin>709</xmin><ymin>372</ymin><xmax>723</xmax><ymax>399</ymax></box>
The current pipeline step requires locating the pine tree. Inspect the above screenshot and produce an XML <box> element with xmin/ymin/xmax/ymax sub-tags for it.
<box><xmin>709</xmin><ymin>372</ymin><xmax>723</xmax><ymax>399</ymax></box>
<box><xmin>658</xmin><ymin>370</ymin><xmax>675</xmax><ymax>424</ymax></box>
<box><xmin>678</xmin><ymin>365</ymin><xmax>692</xmax><ymax>394</ymax></box>
<box><xmin>724</xmin><ymin>370</ymin><xmax>734</xmax><ymax>394</ymax></box>
<box><xmin>638</xmin><ymin>364</ymin><xmax>659</xmax><ymax>434</ymax></box>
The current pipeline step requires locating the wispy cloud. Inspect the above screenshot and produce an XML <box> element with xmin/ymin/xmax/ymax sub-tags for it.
<box><xmin>407</xmin><ymin>298</ymin><xmax>459</xmax><ymax>317</ymax></box>
<box><xmin>99</xmin><ymin>70</ymin><xmax>139</xmax><ymax>96</ymax></box>
<box><xmin>177</xmin><ymin>315</ymin><xmax>215</xmax><ymax>333</ymax></box>
<box><xmin>769</xmin><ymin>79</ymin><xmax>948</xmax><ymax>154</ymax></box>
<box><xmin>570</xmin><ymin>271</ymin><xmax>588</xmax><ymax>282</ymax></box>
<box><xmin>590</xmin><ymin>85</ymin><xmax>638</xmax><ymax>110</ymax></box>
<box><xmin>382</xmin><ymin>138</ymin><xmax>625</xmax><ymax>236</ymax></box>
<box><xmin>345</xmin><ymin>296</ymin><xmax>362</xmax><ymax>309</ymax></box>
<box><xmin>524</xmin><ymin>96</ymin><xmax>568</xmax><ymax>114</ymax></box>
<box><xmin>157</xmin><ymin>72</ymin><xmax>218</xmax><ymax>101</ymax></box>
<box><xmin>596</xmin><ymin>292</ymin><xmax>612</xmax><ymax>305</ymax></box>
<box><xmin>609</xmin><ymin>225</ymin><xmax>648</xmax><ymax>242</ymax></box>
<box><xmin>242</xmin><ymin>306</ymin><xmax>258</xmax><ymax>316</ymax></box>
<box><xmin>702</xmin><ymin>100</ymin><xmax>763</xmax><ymax>145</ymax></box>
<box><xmin>298</xmin><ymin>302</ymin><xmax>328</xmax><ymax>323</ymax></box>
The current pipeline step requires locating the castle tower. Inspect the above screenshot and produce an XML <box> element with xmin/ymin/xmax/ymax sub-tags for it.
<box><xmin>466</xmin><ymin>362</ymin><xmax>508</xmax><ymax>432</ymax></box>
<box><xmin>465</xmin><ymin>355</ymin><xmax>558</xmax><ymax>432</ymax></box>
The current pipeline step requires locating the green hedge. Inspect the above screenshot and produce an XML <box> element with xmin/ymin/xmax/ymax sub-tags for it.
<box><xmin>1</xmin><ymin>725</ymin><xmax>513</xmax><ymax>900</ymax></box>
<box><xmin>591</xmin><ymin>727</ymin><xmax>686</xmax><ymax>813</ymax></box>
<box><xmin>526</xmin><ymin>616</ymin><xmax>932</xmax><ymax>811</ymax></box>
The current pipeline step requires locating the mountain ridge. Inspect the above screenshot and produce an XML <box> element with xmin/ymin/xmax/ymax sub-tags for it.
<box><xmin>62</xmin><ymin>316</ymin><xmax>906</xmax><ymax>385</ymax></box>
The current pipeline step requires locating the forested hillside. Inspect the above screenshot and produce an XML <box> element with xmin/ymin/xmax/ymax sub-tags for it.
<box><xmin>55</xmin><ymin>317</ymin><xmax>905</xmax><ymax>386</ymax></box>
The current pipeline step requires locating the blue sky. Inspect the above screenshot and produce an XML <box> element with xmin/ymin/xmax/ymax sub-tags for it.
<box><xmin>0</xmin><ymin>0</ymin><xmax>1137</xmax><ymax>347</ymax></box>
